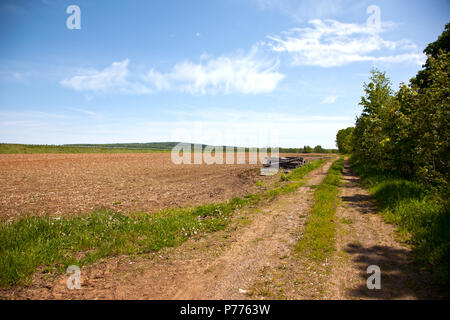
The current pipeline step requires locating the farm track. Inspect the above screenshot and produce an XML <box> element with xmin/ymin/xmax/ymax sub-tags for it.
<box><xmin>1</xmin><ymin>158</ymin><xmax>333</xmax><ymax>299</ymax></box>
<box><xmin>326</xmin><ymin>160</ymin><xmax>448</xmax><ymax>299</ymax></box>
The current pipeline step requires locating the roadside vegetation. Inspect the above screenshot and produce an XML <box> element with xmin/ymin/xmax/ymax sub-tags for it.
<box><xmin>336</xmin><ymin>24</ymin><xmax>449</xmax><ymax>283</ymax></box>
<box><xmin>0</xmin><ymin>158</ymin><xmax>330</xmax><ymax>287</ymax></box>
<box><xmin>280</xmin><ymin>158</ymin><xmax>327</xmax><ymax>181</ymax></box>
<box><xmin>351</xmin><ymin>159</ymin><xmax>450</xmax><ymax>283</ymax></box>
<box><xmin>296</xmin><ymin>157</ymin><xmax>344</xmax><ymax>261</ymax></box>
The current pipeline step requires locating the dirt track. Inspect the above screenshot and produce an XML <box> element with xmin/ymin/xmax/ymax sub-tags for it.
<box><xmin>0</xmin><ymin>159</ymin><xmax>333</xmax><ymax>299</ymax></box>
<box><xmin>327</xmin><ymin>160</ymin><xmax>448</xmax><ymax>299</ymax></box>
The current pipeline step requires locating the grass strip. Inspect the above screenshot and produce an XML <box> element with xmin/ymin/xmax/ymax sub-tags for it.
<box><xmin>0</xmin><ymin>158</ymin><xmax>330</xmax><ymax>287</ymax></box>
<box><xmin>350</xmin><ymin>157</ymin><xmax>450</xmax><ymax>284</ymax></box>
<box><xmin>295</xmin><ymin>157</ymin><xmax>344</xmax><ymax>261</ymax></box>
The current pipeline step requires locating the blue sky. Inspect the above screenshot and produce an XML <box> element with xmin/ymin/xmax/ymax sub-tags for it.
<box><xmin>0</xmin><ymin>0</ymin><xmax>448</xmax><ymax>148</ymax></box>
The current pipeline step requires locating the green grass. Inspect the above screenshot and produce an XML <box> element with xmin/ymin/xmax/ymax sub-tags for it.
<box><xmin>295</xmin><ymin>157</ymin><xmax>344</xmax><ymax>261</ymax></box>
<box><xmin>281</xmin><ymin>159</ymin><xmax>327</xmax><ymax>182</ymax></box>
<box><xmin>350</xmin><ymin>157</ymin><xmax>450</xmax><ymax>284</ymax></box>
<box><xmin>0</xmin><ymin>158</ymin><xmax>330</xmax><ymax>287</ymax></box>
<box><xmin>0</xmin><ymin>143</ymin><xmax>170</xmax><ymax>154</ymax></box>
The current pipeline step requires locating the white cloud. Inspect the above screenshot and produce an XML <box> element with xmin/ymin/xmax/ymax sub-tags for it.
<box><xmin>65</xmin><ymin>107</ymin><xmax>100</xmax><ymax>118</ymax></box>
<box><xmin>60</xmin><ymin>59</ymin><xmax>151</xmax><ymax>94</ymax></box>
<box><xmin>143</xmin><ymin>47</ymin><xmax>284</xmax><ymax>94</ymax></box>
<box><xmin>321</xmin><ymin>95</ymin><xmax>338</xmax><ymax>104</ymax></box>
<box><xmin>60</xmin><ymin>49</ymin><xmax>284</xmax><ymax>95</ymax></box>
<box><xmin>267</xmin><ymin>19</ymin><xmax>425</xmax><ymax>67</ymax></box>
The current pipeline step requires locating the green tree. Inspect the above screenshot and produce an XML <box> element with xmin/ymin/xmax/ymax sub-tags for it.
<box><xmin>336</xmin><ymin>127</ymin><xmax>354</xmax><ymax>154</ymax></box>
<box><xmin>303</xmin><ymin>145</ymin><xmax>313</xmax><ymax>153</ymax></box>
<box><xmin>411</xmin><ymin>23</ymin><xmax>450</xmax><ymax>91</ymax></box>
<box><xmin>410</xmin><ymin>50</ymin><xmax>450</xmax><ymax>187</ymax></box>
<box><xmin>352</xmin><ymin>69</ymin><xmax>394</xmax><ymax>170</ymax></box>
<box><xmin>313</xmin><ymin>145</ymin><xmax>325</xmax><ymax>153</ymax></box>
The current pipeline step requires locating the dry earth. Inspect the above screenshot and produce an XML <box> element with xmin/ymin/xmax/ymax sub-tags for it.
<box><xmin>1</xmin><ymin>153</ymin><xmax>324</xmax><ymax>222</ymax></box>
<box><xmin>0</xmin><ymin>152</ymin><xmax>324</xmax><ymax>222</ymax></box>
<box><xmin>0</xmin><ymin>159</ymin><xmax>333</xmax><ymax>299</ymax></box>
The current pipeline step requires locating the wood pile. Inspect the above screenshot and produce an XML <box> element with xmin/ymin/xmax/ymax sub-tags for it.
<box><xmin>262</xmin><ymin>156</ymin><xmax>307</xmax><ymax>169</ymax></box>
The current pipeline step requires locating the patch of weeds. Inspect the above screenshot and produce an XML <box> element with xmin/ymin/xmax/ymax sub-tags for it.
<box><xmin>286</xmin><ymin>159</ymin><xmax>327</xmax><ymax>181</ymax></box>
<box><xmin>238</xmin><ymin>217</ymin><xmax>251</xmax><ymax>226</ymax></box>
<box><xmin>204</xmin><ymin>268</ymin><xmax>213</xmax><ymax>274</ymax></box>
<box><xmin>256</xmin><ymin>287</ymin><xmax>272</xmax><ymax>298</ymax></box>
<box><xmin>340</xmin><ymin>218</ymin><xmax>353</xmax><ymax>225</ymax></box>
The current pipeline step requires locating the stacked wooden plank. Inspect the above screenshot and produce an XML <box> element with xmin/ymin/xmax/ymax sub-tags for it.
<box><xmin>262</xmin><ymin>156</ymin><xmax>307</xmax><ymax>169</ymax></box>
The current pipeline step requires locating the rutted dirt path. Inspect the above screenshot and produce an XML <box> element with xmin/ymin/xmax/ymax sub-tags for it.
<box><xmin>2</xmin><ymin>160</ymin><xmax>333</xmax><ymax>299</ymax></box>
<box><xmin>327</xmin><ymin>160</ymin><xmax>447</xmax><ymax>299</ymax></box>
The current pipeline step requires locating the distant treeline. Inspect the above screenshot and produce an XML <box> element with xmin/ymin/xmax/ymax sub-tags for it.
<box><xmin>1</xmin><ymin>142</ymin><xmax>336</xmax><ymax>154</ymax></box>
<box><xmin>66</xmin><ymin>143</ymin><xmax>336</xmax><ymax>153</ymax></box>
<box><xmin>65</xmin><ymin>142</ymin><xmax>180</xmax><ymax>150</ymax></box>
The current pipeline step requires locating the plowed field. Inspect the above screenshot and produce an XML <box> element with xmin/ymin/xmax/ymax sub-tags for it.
<box><xmin>0</xmin><ymin>152</ymin><xmax>323</xmax><ymax>222</ymax></box>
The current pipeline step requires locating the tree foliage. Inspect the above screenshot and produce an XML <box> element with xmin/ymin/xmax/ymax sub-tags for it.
<box><xmin>346</xmin><ymin>24</ymin><xmax>449</xmax><ymax>189</ymax></box>
<box><xmin>337</xmin><ymin>24</ymin><xmax>449</xmax><ymax>282</ymax></box>
<box><xmin>336</xmin><ymin>127</ymin><xmax>354</xmax><ymax>154</ymax></box>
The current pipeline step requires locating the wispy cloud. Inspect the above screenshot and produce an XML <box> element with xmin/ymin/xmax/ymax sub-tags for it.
<box><xmin>60</xmin><ymin>48</ymin><xmax>285</xmax><ymax>95</ymax></box>
<box><xmin>0</xmin><ymin>120</ymin><xmax>46</xmax><ymax>127</ymax></box>
<box><xmin>321</xmin><ymin>95</ymin><xmax>338</xmax><ymax>104</ymax></box>
<box><xmin>65</xmin><ymin>107</ymin><xmax>100</xmax><ymax>118</ymax></box>
<box><xmin>143</xmin><ymin>46</ymin><xmax>284</xmax><ymax>95</ymax></box>
<box><xmin>267</xmin><ymin>19</ymin><xmax>425</xmax><ymax>67</ymax></box>
<box><xmin>60</xmin><ymin>59</ymin><xmax>151</xmax><ymax>95</ymax></box>
<box><xmin>0</xmin><ymin>110</ymin><xmax>69</xmax><ymax>119</ymax></box>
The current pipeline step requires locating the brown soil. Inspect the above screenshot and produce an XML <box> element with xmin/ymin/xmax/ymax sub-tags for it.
<box><xmin>0</xmin><ymin>152</ymin><xmax>325</xmax><ymax>222</ymax></box>
<box><xmin>0</xmin><ymin>159</ymin><xmax>333</xmax><ymax>300</ymax></box>
<box><xmin>1</xmin><ymin>152</ymin><xmax>313</xmax><ymax>222</ymax></box>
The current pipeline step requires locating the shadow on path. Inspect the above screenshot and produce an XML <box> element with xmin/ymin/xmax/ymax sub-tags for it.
<box><xmin>343</xmin><ymin>242</ymin><xmax>441</xmax><ymax>299</ymax></box>
<box><xmin>339</xmin><ymin>161</ymin><xmax>449</xmax><ymax>299</ymax></box>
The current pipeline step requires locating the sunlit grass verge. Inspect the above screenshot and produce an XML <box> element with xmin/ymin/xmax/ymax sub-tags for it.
<box><xmin>350</xmin><ymin>157</ymin><xmax>450</xmax><ymax>284</ymax></box>
<box><xmin>280</xmin><ymin>159</ymin><xmax>327</xmax><ymax>181</ymax></box>
<box><xmin>0</xmin><ymin>159</ymin><xmax>330</xmax><ymax>287</ymax></box>
<box><xmin>295</xmin><ymin>157</ymin><xmax>344</xmax><ymax>261</ymax></box>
